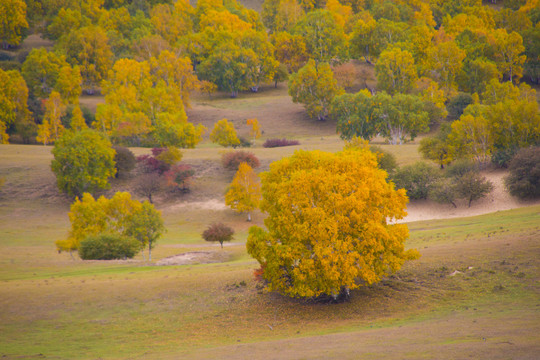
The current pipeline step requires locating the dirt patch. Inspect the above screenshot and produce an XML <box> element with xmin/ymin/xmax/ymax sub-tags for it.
<box><xmin>155</xmin><ymin>251</ymin><xmax>228</xmax><ymax>266</ymax></box>
<box><xmin>402</xmin><ymin>170</ymin><xmax>540</xmax><ymax>223</ymax></box>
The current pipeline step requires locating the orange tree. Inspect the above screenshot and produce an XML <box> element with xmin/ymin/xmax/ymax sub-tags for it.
<box><xmin>247</xmin><ymin>147</ymin><xmax>419</xmax><ymax>300</ymax></box>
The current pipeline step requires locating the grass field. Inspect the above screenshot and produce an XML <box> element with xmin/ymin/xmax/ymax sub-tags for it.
<box><xmin>1</xmin><ymin>139</ymin><xmax>539</xmax><ymax>359</ymax></box>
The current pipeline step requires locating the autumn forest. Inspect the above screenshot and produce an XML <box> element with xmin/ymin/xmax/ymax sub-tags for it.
<box><xmin>1</xmin><ymin>0</ymin><xmax>540</xmax><ymax>358</ymax></box>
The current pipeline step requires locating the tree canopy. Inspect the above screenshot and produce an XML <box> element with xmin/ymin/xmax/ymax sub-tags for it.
<box><xmin>247</xmin><ymin>148</ymin><xmax>419</xmax><ymax>299</ymax></box>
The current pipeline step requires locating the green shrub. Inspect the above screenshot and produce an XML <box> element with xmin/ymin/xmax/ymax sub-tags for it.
<box><xmin>113</xmin><ymin>145</ymin><xmax>136</xmax><ymax>178</ymax></box>
<box><xmin>79</xmin><ymin>233</ymin><xmax>141</xmax><ymax>260</ymax></box>
<box><xmin>392</xmin><ymin>162</ymin><xmax>442</xmax><ymax>200</ymax></box>
<box><xmin>370</xmin><ymin>146</ymin><xmax>397</xmax><ymax>176</ymax></box>
<box><xmin>446</xmin><ymin>159</ymin><xmax>477</xmax><ymax>179</ymax></box>
<box><xmin>505</xmin><ymin>146</ymin><xmax>540</xmax><ymax>199</ymax></box>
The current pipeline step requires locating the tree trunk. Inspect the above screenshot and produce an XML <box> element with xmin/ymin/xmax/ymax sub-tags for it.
<box><xmin>247</xmin><ymin>212</ymin><xmax>252</xmax><ymax>222</ymax></box>
<box><xmin>148</xmin><ymin>245</ymin><xmax>152</xmax><ymax>262</ymax></box>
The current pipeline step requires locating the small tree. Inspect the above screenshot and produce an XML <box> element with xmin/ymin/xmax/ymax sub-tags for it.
<box><xmin>455</xmin><ymin>171</ymin><xmax>493</xmax><ymax>207</ymax></box>
<box><xmin>134</xmin><ymin>173</ymin><xmax>164</xmax><ymax>203</ymax></box>
<box><xmin>505</xmin><ymin>146</ymin><xmax>540</xmax><ymax>199</ymax></box>
<box><xmin>202</xmin><ymin>223</ymin><xmax>234</xmax><ymax>248</ymax></box>
<box><xmin>246</xmin><ymin>118</ymin><xmax>261</xmax><ymax>142</ymax></box>
<box><xmin>429</xmin><ymin>178</ymin><xmax>458</xmax><ymax>208</ymax></box>
<box><xmin>210</xmin><ymin>119</ymin><xmax>241</xmax><ymax>147</ymax></box>
<box><xmin>164</xmin><ymin>164</ymin><xmax>195</xmax><ymax>193</ymax></box>
<box><xmin>125</xmin><ymin>201</ymin><xmax>165</xmax><ymax>261</ymax></box>
<box><xmin>51</xmin><ymin>129</ymin><xmax>116</xmax><ymax>197</ymax></box>
<box><xmin>225</xmin><ymin>163</ymin><xmax>261</xmax><ymax>221</ymax></box>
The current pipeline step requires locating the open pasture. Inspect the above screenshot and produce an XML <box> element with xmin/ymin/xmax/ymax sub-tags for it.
<box><xmin>1</xmin><ymin>142</ymin><xmax>539</xmax><ymax>359</ymax></box>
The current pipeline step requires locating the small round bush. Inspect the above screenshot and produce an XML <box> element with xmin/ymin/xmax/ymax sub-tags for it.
<box><xmin>79</xmin><ymin>233</ymin><xmax>141</xmax><ymax>260</ymax></box>
<box><xmin>392</xmin><ymin>162</ymin><xmax>442</xmax><ymax>200</ymax></box>
<box><xmin>505</xmin><ymin>146</ymin><xmax>540</xmax><ymax>199</ymax></box>
<box><xmin>202</xmin><ymin>223</ymin><xmax>234</xmax><ymax>248</ymax></box>
<box><xmin>113</xmin><ymin>145</ymin><xmax>136</xmax><ymax>178</ymax></box>
<box><xmin>221</xmin><ymin>151</ymin><xmax>260</xmax><ymax>171</ymax></box>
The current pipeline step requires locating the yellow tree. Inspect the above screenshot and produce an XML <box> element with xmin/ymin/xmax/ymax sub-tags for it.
<box><xmin>70</xmin><ymin>104</ymin><xmax>87</xmax><ymax>131</ymax></box>
<box><xmin>150</xmin><ymin>0</ymin><xmax>194</xmax><ymax>46</ymax></box>
<box><xmin>424</xmin><ymin>40</ymin><xmax>466</xmax><ymax>95</ymax></box>
<box><xmin>210</xmin><ymin>118</ymin><xmax>240</xmax><ymax>147</ymax></box>
<box><xmin>489</xmin><ymin>29</ymin><xmax>526</xmax><ymax>83</ymax></box>
<box><xmin>375</xmin><ymin>47</ymin><xmax>418</xmax><ymax>95</ymax></box>
<box><xmin>225</xmin><ymin>162</ymin><xmax>261</xmax><ymax>221</ymax></box>
<box><xmin>59</xmin><ymin>25</ymin><xmax>113</xmax><ymax>91</ymax></box>
<box><xmin>246</xmin><ymin>118</ymin><xmax>261</xmax><ymax>142</ymax></box>
<box><xmin>36</xmin><ymin>91</ymin><xmax>66</xmax><ymax>145</ymax></box>
<box><xmin>272</xmin><ymin>31</ymin><xmax>309</xmax><ymax>73</ymax></box>
<box><xmin>247</xmin><ymin>148</ymin><xmax>419</xmax><ymax>299</ymax></box>
<box><xmin>0</xmin><ymin>69</ymin><xmax>31</xmax><ymax>143</ymax></box>
<box><xmin>0</xmin><ymin>0</ymin><xmax>28</xmax><ymax>49</ymax></box>
<box><xmin>55</xmin><ymin>65</ymin><xmax>82</xmax><ymax>105</ymax></box>
<box><xmin>449</xmin><ymin>114</ymin><xmax>494</xmax><ymax>164</ymax></box>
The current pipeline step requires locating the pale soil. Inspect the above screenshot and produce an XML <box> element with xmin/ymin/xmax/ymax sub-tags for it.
<box><xmin>155</xmin><ymin>251</ymin><xmax>229</xmax><ymax>266</ymax></box>
<box><xmin>402</xmin><ymin>169</ymin><xmax>540</xmax><ymax>223</ymax></box>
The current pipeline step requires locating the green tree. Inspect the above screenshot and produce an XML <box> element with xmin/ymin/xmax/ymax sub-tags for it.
<box><xmin>293</xmin><ymin>9</ymin><xmax>347</xmax><ymax>63</ymax></box>
<box><xmin>455</xmin><ymin>171</ymin><xmax>493</xmax><ymax>207</ymax></box>
<box><xmin>375</xmin><ymin>47</ymin><xmax>417</xmax><ymax>95</ymax></box>
<box><xmin>419</xmin><ymin>123</ymin><xmax>453</xmax><ymax>169</ymax></box>
<box><xmin>247</xmin><ymin>148</ymin><xmax>418</xmax><ymax>299</ymax></box>
<box><xmin>375</xmin><ymin>92</ymin><xmax>430</xmax><ymax>145</ymax></box>
<box><xmin>210</xmin><ymin>118</ymin><xmax>240</xmax><ymax>147</ymax></box>
<box><xmin>58</xmin><ymin>25</ymin><xmax>113</xmax><ymax>91</ymax></box>
<box><xmin>288</xmin><ymin>59</ymin><xmax>344</xmax><ymax>121</ymax></box>
<box><xmin>332</xmin><ymin>90</ymin><xmax>379</xmax><ymax>141</ymax></box>
<box><xmin>125</xmin><ymin>201</ymin><xmax>165</xmax><ymax>261</ymax></box>
<box><xmin>51</xmin><ymin>129</ymin><xmax>116</xmax><ymax>197</ymax></box>
<box><xmin>21</xmin><ymin>48</ymin><xmax>68</xmax><ymax>99</ymax></box>
<box><xmin>0</xmin><ymin>0</ymin><xmax>28</xmax><ymax>49</ymax></box>
<box><xmin>225</xmin><ymin>162</ymin><xmax>261</xmax><ymax>221</ymax></box>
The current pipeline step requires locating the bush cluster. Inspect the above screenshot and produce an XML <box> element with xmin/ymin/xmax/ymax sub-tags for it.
<box><xmin>505</xmin><ymin>147</ymin><xmax>540</xmax><ymax>199</ymax></box>
<box><xmin>262</xmin><ymin>138</ymin><xmax>300</xmax><ymax>148</ymax></box>
<box><xmin>79</xmin><ymin>233</ymin><xmax>141</xmax><ymax>260</ymax></box>
<box><xmin>221</xmin><ymin>151</ymin><xmax>260</xmax><ymax>171</ymax></box>
<box><xmin>113</xmin><ymin>145</ymin><xmax>136</xmax><ymax>178</ymax></box>
<box><xmin>392</xmin><ymin>162</ymin><xmax>442</xmax><ymax>200</ymax></box>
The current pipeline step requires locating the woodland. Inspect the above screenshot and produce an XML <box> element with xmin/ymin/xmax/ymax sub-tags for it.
<box><xmin>0</xmin><ymin>0</ymin><xmax>540</xmax><ymax>359</ymax></box>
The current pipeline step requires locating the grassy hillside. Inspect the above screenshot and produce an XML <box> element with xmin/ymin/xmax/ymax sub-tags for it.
<box><xmin>1</xmin><ymin>142</ymin><xmax>539</xmax><ymax>359</ymax></box>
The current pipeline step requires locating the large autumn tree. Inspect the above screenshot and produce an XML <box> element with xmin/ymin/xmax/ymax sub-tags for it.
<box><xmin>247</xmin><ymin>147</ymin><xmax>419</xmax><ymax>300</ymax></box>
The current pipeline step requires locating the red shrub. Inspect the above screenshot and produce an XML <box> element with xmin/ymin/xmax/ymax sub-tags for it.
<box><xmin>262</xmin><ymin>138</ymin><xmax>300</xmax><ymax>148</ymax></box>
<box><xmin>221</xmin><ymin>150</ymin><xmax>260</xmax><ymax>171</ymax></box>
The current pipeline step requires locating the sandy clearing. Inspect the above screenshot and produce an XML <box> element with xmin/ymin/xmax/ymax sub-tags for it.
<box><xmin>402</xmin><ymin>170</ymin><xmax>540</xmax><ymax>223</ymax></box>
